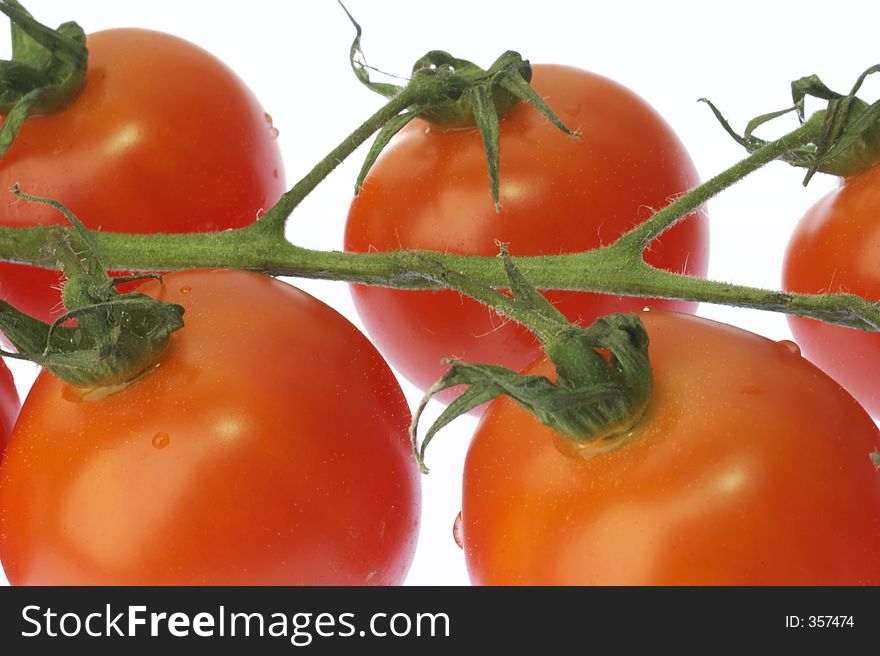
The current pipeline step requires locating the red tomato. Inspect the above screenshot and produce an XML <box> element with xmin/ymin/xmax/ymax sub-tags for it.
<box><xmin>345</xmin><ymin>65</ymin><xmax>708</xmax><ymax>399</ymax></box>
<box><xmin>0</xmin><ymin>270</ymin><xmax>420</xmax><ymax>585</ymax></box>
<box><xmin>0</xmin><ymin>29</ymin><xmax>285</xmax><ymax>322</ymax></box>
<box><xmin>783</xmin><ymin>164</ymin><xmax>880</xmax><ymax>416</ymax></box>
<box><xmin>462</xmin><ymin>311</ymin><xmax>880</xmax><ymax>585</ymax></box>
<box><xmin>0</xmin><ymin>361</ymin><xmax>19</xmax><ymax>451</ymax></box>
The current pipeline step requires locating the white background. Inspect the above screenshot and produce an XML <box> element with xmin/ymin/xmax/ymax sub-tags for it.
<box><xmin>1</xmin><ymin>0</ymin><xmax>878</xmax><ymax>585</ymax></box>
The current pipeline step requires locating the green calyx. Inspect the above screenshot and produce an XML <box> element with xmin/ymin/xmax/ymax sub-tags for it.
<box><xmin>410</xmin><ymin>49</ymin><xmax>530</xmax><ymax>128</ymax></box>
<box><xmin>410</xmin><ymin>246</ymin><xmax>653</xmax><ymax>473</ymax></box>
<box><xmin>0</xmin><ymin>0</ymin><xmax>88</xmax><ymax>158</ymax></box>
<box><xmin>0</xmin><ymin>188</ymin><xmax>184</xmax><ymax>388</ymax></box>
<box><xmin>702</xmin><ymin>64</ymin><xmax>880</xmax><ymax>183</ymax></box>
<box><xmin>340</xmin><ymin>2</ymin><xmax>578</xmax><ymax>211</ymax></box>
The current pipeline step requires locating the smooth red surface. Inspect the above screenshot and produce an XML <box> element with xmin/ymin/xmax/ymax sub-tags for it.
<box><xmin>345</xmin><ymin>65</ymin><xmax>708</xmax><ymax>399</ymax></box>
<box><xmin>0</xmin><ymin>271</ymin><xmax>420</xmax><ymax>585</ymax></box>
<box><xmin>463</xmin><ymin>311</ymin><xmax>880</xmax><ymax>585</ymax></box>
<box><xmin>784</xmin><ymin>165</ymin><xmax>880</xmax><ymax>416</ymax></box>
<box><xmin>0</xmin><ymin>361</ymin><xmax>19</xmax><ymax>451</ymax></box>
<box><xmin>0</xmin><ymin>29</ymin><xmax>285</xmax><ymax>321</ymax></box>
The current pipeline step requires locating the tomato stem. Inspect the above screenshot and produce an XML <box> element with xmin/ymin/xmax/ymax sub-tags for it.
<box><xmin>612</xmin><ymin>114</ymin><xmax>823</xmax><ymax>253</ymax></box>
<box><xmin>255</xmin><ymin>88</ymin><xmax>419</xmax><ymax>236</ymax></box>
<box><xmin>409</xmin><ymin>247</ymin><xmax>652</xmax><ymax>472</ymax></box>
<box><xmin>703</xmin><ymin>64</ymin><xmax>880</xmax><ymax>182</ymax></box>
<box><xmin>257</xmin><ymin>17</ymin><xmax>562</xmax><ymax>232</ymax></box>
<box><xmin>1</xmin><ymin>191</ymin><xmax>879</xmax><ymax>334</ymax></box>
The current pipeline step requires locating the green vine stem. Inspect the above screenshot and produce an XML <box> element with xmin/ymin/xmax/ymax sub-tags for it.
<box><xmin>0</xmin><ymin>103</ymin><xmax>877</xmax><ymax>335</ymax></box>
<box><xmin>4</xmin><ymin>218</ymin><xmax>876</xmax><ymax>330</ymax></box>
<box><xmin>612</xmin><ymin>114</ymin><xmax>823</xmax><ymax>252</ymax></box>
<box><xmin>3</xmin><ymin>101</ymin><xmax>878</xmax><ymax>333</ymax></box>
<box><xmin>255</xmin><ymin>88</ymin><xmax>417</xmax><ymax>236</ymax></box>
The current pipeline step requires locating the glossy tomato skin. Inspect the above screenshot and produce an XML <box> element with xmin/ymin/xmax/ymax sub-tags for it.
<box><xmin>0</xmin><ymin>29</ymin><xmax>285</xmax><ymax>322</ymax></box>
<box><xmin>0</xmin><ymin>271</ymin><xmax>420</xmax><ymax>585</ymax></box>
<box><xmin>783</xmin><ymin>164</ymin><xmax>880</xmax><ymax>416</ymax></box>
<box><xmin>0</xmin><ymin>361</ymin><xmax>19</xmax><ymax>451</ymax></box>
<box><xmin>345</xmin><ymin>65</ymin><xmax>708</xmax><ymax>398</ymax></box>
<box><xmin>463</xmin><ymin>311</ymin><xmax>880</xmax><ymax>585</ymax></box>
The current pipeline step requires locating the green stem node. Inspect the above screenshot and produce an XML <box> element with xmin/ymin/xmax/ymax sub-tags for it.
<box><xmin>0</xmin><ymin>189</ymin><xmax>183</xmax><ymax>387</ymax></box>
<box><xmin>408</xmin><ymin>247</ymin><xmax>653</xmax><ymax>473</ymax></box>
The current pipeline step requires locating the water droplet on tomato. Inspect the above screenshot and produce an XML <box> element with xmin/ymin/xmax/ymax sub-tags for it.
<box><xmin>564</xmin><ymin>102</ymin><xmax>581</xmax><ymax>117</ymax></box>
<box><xmin>152</xmin><ymin>432</ymin><xmax>170</xmax><ymax>449</ymax></box>
<box><xmin>180</xmin><ymin>286</ymin><xmax>192</xmax><ymax>294</ymax></box>
<box><xmin>777</xmin><ymin>339</ymin><xmax>801</xmax><ymax>355</ymax></box>
<box><xmin>453</xmin><ymin>511</ymin><xmax>463</xmax><ymax>549</ymax></box>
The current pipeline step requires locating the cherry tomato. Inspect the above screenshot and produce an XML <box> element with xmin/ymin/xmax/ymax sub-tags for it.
<box><xmin>0</xmin><ymin>29</ymin><xmax>285</xmax><ymax>322</ymax></box>
<box><xmin>0</xmin><ymin>270</ymin><xmax>420</xmax><ymax>585</ymax></box>
<box><xmin>345</xmin><ymin>65</ymin><xmax>708</xmax><ymax>399</ymax></box>
<box><xmin>0</xmin><ymin>361</ymin><xmax>19</xmax><ymax>451</ymax></box>
<box><xmin>783</xmin><ymin>164</ymin><xmax>880</xmax><ymax>416</ymax></box>
<box><xmin>462</xmin><ymin>311</ymin><xmax>880</xmax><ymax>585</ymax></box>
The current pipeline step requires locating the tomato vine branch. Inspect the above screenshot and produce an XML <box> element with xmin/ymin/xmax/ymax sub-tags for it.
<box><xmin>612</xmin><ymin>114</ymin><xmax>823</xmax><ymax>252</ymax></box>
<box><xmin>1</xmin><ymin>55</ymin><xmax>878</xmax><ymax>343</ymax></box>
<box><xmin>0</xmin><ymin>223</ymin><xmax>878</xmax><ymax>335</ymax></box>
<box><xmin>255</xmin><ymin>88</ymin><xmax>417</xmax><ymax>236</ymax></box>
